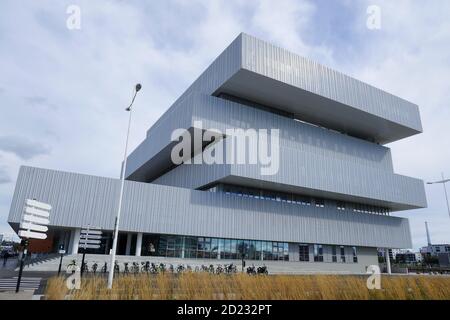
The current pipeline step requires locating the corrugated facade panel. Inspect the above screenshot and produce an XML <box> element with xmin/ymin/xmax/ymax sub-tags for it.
<box><xmin>152</xmin><ymin>144</ymin><xmax>425</xmax><ymax>209</ymax></box>
<box><xmin>149</xmin><ymin>94</ymin><xmax>426</xmax><ymax>209</ymax></box>
<box><xmin>241</xmin><ymin>33</ymin><xmax>422</xmax><ymax>132</ymax></box>
<box><xmin>192</xmin><ymin>94</ymin><xmax>394</xmax><ymax>172</ymax></box>
<box><xmin>9</xmin><ymin>166</ymin><xmax>412</xmax><ymax>248</ymax></box>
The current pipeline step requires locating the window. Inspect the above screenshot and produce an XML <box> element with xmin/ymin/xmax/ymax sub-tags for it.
<box><xmin>211</xmin><ymin>238</ymin><xmax>218</xmax><ymax>259</ymax></box>
<box><xmin>140</xmin><ymin>234</ymin><xmax>289</xmax><ymax>262</ymax></box>
<box><xmin>340</xmin><ymin>246</ymin><xmax>346</xmax><ymax>263</ymax></box>
<box><xmin>313</xmin><ymin>244</ymin><xmax>323</xmax><ymax>262</ymax></box>
<box><xmin>337</xmin><ymin>202</ymin><xmax>346</xmax><ymax>211</ymax></box>
<box><xmin>332</xmin><ymin>246</ymin><xmax>337</xmax><ymax>262</ymax></box>
<box><xmin>352</xmin><ymin>246</ymin><xmax>358</xmax><ymax>263</ymax></box>
<box><xmin>224</xmin><ymin>239</ymin><xmax>231</xmax><ymax>259</ymax></box>
<box><xmin>255</xmin><ymin>241</ymin><xmax>262</xmax><ymax>260</ymax></box>
<box><xmin>272</xmin><ymin>242</ymin><xmax>279</xmax><ymax>260</ymax></box>
<box><xmin>231</xmin><ymin>239</ymin><xmax>238</xmax><ymax>259</ymax></box>
<box><xmin>247</xmin><ymin>241</ymin><xmax>255</xmax><ymax>260</ymax></box>
<box><xmin>315</xmin><ymin>199</ymin><xmax>325</xmax><ymax>208</ymax></box>
<box><xmin>299</xmin><ymin>244</ymin><xmax>309</xmax><ymax>262</ymax></box>
<box><xmin>283</xmin><ymin>243</ymin><xmax>289</xmax><ymax>261</ymax></box>
<box><xmin>218</xmin><ymin>238</ymin><xmax>224</xmax><ymax>259</ymax></box>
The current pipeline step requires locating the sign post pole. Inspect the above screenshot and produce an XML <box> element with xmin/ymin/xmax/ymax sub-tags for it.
<box><xmin>79</xmin><ymin>226</ymin><xmax>102</xmax><ymax>277</ymax></box>
<box><xmin>57</xmin><ymin>244</ymin><xmax>65</xmax><ymax>276</ymax></box>
<box><xmin>15</xmin><ymin>239</ymin><xmax>28</xmax><ymax>293</ymax></box>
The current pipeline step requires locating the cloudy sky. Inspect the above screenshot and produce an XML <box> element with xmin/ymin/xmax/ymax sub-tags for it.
<box><xmin>0</xmin><ymin>0</ymin><xmax>449</xmax><ymax>249</ymax></box>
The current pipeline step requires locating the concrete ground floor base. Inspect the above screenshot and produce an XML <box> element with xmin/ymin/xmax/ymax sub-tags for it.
<box><xmin>21</xmin><ymin>253</ymin><xmax>377</xmax><ymax>274</ymax></box>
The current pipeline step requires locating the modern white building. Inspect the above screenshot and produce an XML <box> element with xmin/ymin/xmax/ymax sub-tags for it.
<box><xmin>7</xmin><ymin>33</ymin><xmax>427</xmax><ymax>273</ymax></box>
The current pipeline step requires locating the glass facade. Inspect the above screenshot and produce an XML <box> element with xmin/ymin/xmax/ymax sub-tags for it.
<box><xmin>210</xmin><ymin>184</ymin><xmax>390</xmax><ymax>216</ymax></box>
<box><xmin>299</xmin><ymin>244</ymin><xmax>309</xmax><ymax>261</ymax></box>
<box><xmin>313</xmin><ymin>244</ymin><xmax>324</xmax><ymax>262</ymax></box>
<box><xmin>137</xmin><ymin>233</ymin><xmax>359</xmax><ymax>264</ymax></box>
<box><xmin>332</xmin><ymin>245</ymin><xmax>337</xmax><ymax>262</ymax></box>
<box><xmin>140</xmin><ymin>233</ymin><xmax>289</xmax><ymax>261</ymax></box>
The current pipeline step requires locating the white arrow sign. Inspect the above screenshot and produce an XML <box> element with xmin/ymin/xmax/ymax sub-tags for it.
<box><xmin>81</xmin><ymin>229</ymin><xmax>102</xmax><ymax>235</ymax></box>
<box><xmin>18</xmin><ymin>230</ymin><xmax>47</xmax><ymax>240</ymax></box>
<box><xmin>80</xmin><ymin>234</ymin><xmax>102</xmax><ymax>240</ymax></box>
<box><xmin>80</xmin><ymin>238</ymin><xmax>101</xmax><ymax>243</ymax></box>
<box><xmin>22</xmin><ymin>214</ymin><xmax>50</xmax><ymax>225</ymax></box>
<box><xmin>25</xmin><ymin>206</ymin><xmax>50</xmax><ymax>218</ymax></box>
<box><xmin>79</xmin><ymin>227</ymin><xmax>102</xmax><ymax>249</ymax></box>
<box><xmin>25</xmin><ymin>199</ymin><xmax>52</xmax><ymax>211</ymax></box>
<box><xmin>20</xmin><ymin>222</ymin><xmax>48</xmax><ymax>233</ymax></box>
<box><xmin>81</xmin><ymin>244</ymin><xmax>102</xmax><ymax>249</ymax></box>
<box><xmin>19</xmin><ymin>199</ymin><xmax>51</xmax><ymax>240</ymax></box>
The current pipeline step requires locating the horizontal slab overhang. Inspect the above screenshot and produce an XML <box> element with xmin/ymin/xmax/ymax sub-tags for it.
<box><xmin>212</xmin><ymin>68</ymin><xmax>421</xmax><ymax>144</ymax></box>
<box><xmin>151</xmin><ymin>159</ymin><xmax>427</xmax><ymax>212</ymax></box>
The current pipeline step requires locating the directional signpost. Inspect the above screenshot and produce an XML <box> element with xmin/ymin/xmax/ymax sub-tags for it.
<box><xmin>79</xmin><ymin>226</ymin><xmax>102</xmax><ymax>276</ymax></box>
<box><xmin>16</xmin><ymin>199</ymin><xmax>51</xmax><ymax>293</ymax></box>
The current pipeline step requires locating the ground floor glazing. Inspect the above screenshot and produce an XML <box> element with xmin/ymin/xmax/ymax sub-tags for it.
<box><xmin>47</xmin><ymin>229</ymin><xmax>362</xmax><ymax>264</ymax></box>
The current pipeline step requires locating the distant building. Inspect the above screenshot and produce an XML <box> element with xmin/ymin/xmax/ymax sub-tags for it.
<box><xmin>438</xmin><ymin>253</ymin><xmax>450</xmax><ymax>267</ymax></box>
<box><xmin>378</xmin><ymin>248</ymin><xmax>422</xmax><ymax>264</ymax></box>
<box><xmin>378</xmin><ymin>248</ymin><xmax>394</xmax><ymax>261</ymax></box>
<box><xmin>395</xmin><ymin>251</ymin><xmax>418</xmax><ymax>264</ymax></box>
<box><xmin>420</xmin><ymin>244</ymin><xmax>450</xmax><ymax>257</ymax></box>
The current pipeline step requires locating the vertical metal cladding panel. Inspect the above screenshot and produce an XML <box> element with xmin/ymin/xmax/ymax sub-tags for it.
<box><xmin>241</xmin><ymin>33</ymin><xmax>422</xmax><ymax>132</ymax></box>
<box><xmin>191</xmin><ymin>94</ymin><xmax>394</xmax><ymax>172</ymax></box>
<box><xmin>9</xmin><ymin>167</ymin><xmax>412</xmax><ymax>248</ymax></box>
<box><xmin>150</xmin><ymin>94</ymin><xmax>425</xmax><ymax>209</ymax></box>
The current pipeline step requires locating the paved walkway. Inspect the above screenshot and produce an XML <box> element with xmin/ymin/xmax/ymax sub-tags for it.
<box><xmin>0</xmin><ymin>291</ymin><xmax>35</xmax><ymax>300</ymax></box>
<box><xmin>0</xmin><ymin>277</ymin><xmax>41</xmax><ymax>292</ymax></box>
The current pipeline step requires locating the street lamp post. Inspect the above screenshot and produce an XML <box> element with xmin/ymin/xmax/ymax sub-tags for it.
<box><xmin>427</xmin><ymin>172</ymin><xmax>450</xmax><ymax>220</ymax></box>
<box><xmin>107</xmin><ymin>83</ymin><xmax>142</xmax><ymax>289</ymax></box>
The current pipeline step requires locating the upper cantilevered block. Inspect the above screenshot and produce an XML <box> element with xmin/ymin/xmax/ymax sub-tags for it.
<box><xmin>149</xmin><ymin>33</ymin><xmax>422</xmax><ymax>144</ymax></box>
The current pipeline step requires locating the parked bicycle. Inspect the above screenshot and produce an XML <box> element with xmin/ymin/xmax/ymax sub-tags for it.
<box><xmin>225</xmin><ymin>263</ymin><xmax>237</xmax><ymax>274</ymax></box>
<box><xmin>66</xmin><ymin>259</ymin><xmax>78</xmax><ymax>274</ymax></box>
<box><xmin>123</xmin><ymin>262</ymin><xmax>130</xmax><ymax>274</ymax></box>
<box><xmin>246</xmin><ymin>264</ymin><xmax>257</xmax><ymax>275</ymax></box>
<box><xmin>92</xmin><ymin>262</ymin><xmax>98</xmax><ymax>274</ymax></box>
<box><xmin>81</xmin><ymin>261</ymin><xmax>89</xmax><ymax>274</ymax></box>
<box><xmin>141</xmin><ymin>261</ymin><xmax>150</xmax><ymax>273</ymax></box>
<box><xmin>132</xmin><ymin>262</ymin><xmax>140</xmax><ymax>274</ymax></box>
<box><xmin>150</xmin><ymin>263</ymin><xmax>158</xmax><ymax>274</ymax></box>
<box><xmin>216</xmin><ymin>264</ymin><xmax>224</xmax><ymax>274</ymax></box>
<box><xmin>257</xmin><ymin>265</ymin><xmax>268</xmax><ymax>275</ymax></box>
<box><xmin>176</xmin><ymin>264</ymin><xmax>185</xmax><ymax>273</ymax></box>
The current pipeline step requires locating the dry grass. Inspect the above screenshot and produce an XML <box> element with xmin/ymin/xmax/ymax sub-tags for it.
<box><xmin>45</xmin><ymin>273</ymin><xmax>450</xmax><ymax>300</ymax></box>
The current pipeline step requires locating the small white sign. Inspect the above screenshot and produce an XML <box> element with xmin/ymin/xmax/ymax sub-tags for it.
<box><xmin>19</xmin><ymin>199</ymin><xmax>51</xmax><ymax>240</ymax></box>
<box><xmin>81</xmin><ymin>229</ymin><xmax>102</xmax><ymax>235</ymax></box>
<box><xmin>79</xmin><ymin>226</ymin><xmax>103</xmax><ymax>250</ymax></box>
<box><xmin>59</xmin><ymin>249</ymin><xmax>66</xmax><ymax>254</ymax></box>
